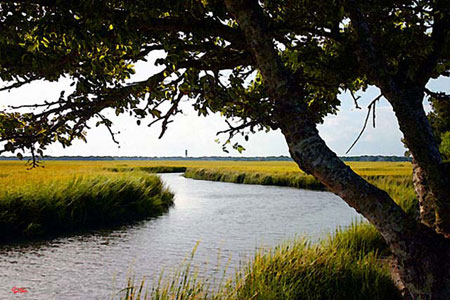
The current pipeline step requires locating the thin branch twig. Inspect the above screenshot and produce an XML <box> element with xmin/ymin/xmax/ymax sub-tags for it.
<box><xmin>346</xmin><ymin>94</ymin><xmax>382</xmax><ymax>154</ymax></box>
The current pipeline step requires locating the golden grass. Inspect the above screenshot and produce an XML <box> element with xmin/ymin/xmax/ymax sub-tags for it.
<box><xmin>0</xmin><ymin>161</ymin><xmax>178</xmax><ymax>241</ymax></box>
<box><xmin>0</xmin><ymin>160</ymin><xmax>412</xmax><ymax>189</ymax></box>
<box><xmin>0</xmin><ymin>160</ymin><xmax>414</xmax><ymax>215</ymax></box>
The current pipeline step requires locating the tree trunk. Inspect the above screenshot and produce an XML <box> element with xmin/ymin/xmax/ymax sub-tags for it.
<box><xmin>412</xmin><ymin>158</ymin><xmax>436</xmax><ymax>228</ymax></box>
<box><xmin>224</xmin><ymin>0</ymin><xmax>450</xmax><ymax>298</ymax></box>
<box><xmin>278</xmin><ymin>110</ymin><xmax>450</xmax><ymax>300</ymax></box>
<box><xmin>385</xmin><ymin>88</ymin><xmax>450</xmax><ymax>235</ymax></box>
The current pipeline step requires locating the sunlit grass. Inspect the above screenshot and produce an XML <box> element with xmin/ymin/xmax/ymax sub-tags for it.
<box><xmin>184</xmin><ymin>168</ymin><xmax>326</xmax><ymax>190</ymax></box>
<box><xmin>0</xmin><ymin>160</ymin><xmax>413</xmax><ymax>194</ymax></box>
<box><xmin>0</xmin><ymin>160</ymin><xmax>412</xmax><ymax>181</ymax></box>
<box><xmin>0</xmin><ymin>171</ymin><xmax>174</xmax><ymax>241</ymax></box>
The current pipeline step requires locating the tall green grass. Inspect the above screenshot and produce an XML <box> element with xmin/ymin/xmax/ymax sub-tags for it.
<box><xmin>184</xmin><ymin>168</ymin><xmax>325</xmax><ymax>190</ymax></box>
<box><xmin>327</xmin><ymin>221</ymin><xmax>388</xmax><ymax>256</ymax></box>
<box><xmin>233</xmin><ymin>241</ymin><xmax>399</xmax><ymax>300</ymax></box>
<box><xmin>0</xmin><ymin>172</ymin><xmax>174</xmax><ymax>241</ymax></box>
<box><xmin>118</xmin><ymin>222</ymin><xmax>400</xmax><ymax>300</ymax></box>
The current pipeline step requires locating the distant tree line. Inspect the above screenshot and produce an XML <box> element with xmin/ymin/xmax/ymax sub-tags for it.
<box><xmin>0</xmin><ymin>155</ymin><xmax>411</xmax><ymax>162</ymax></box>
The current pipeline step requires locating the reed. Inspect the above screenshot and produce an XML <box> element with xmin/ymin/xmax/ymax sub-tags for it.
<box><xmin>0</xmin><ymin>172</ymin><xmax>174</xmax><ymax>241</ymax></box>
<box><xmin>184</xmin><ymin>168</ymin><xmax>325</xmax><ymax>190</ymax></box>
<box><xmin>233</xmin><ymin>240</ymin><xmax>399</xmax><ymax>300</ymax></box>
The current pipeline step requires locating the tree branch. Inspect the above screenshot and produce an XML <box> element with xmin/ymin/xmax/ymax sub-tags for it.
<box><xmin>0</xmin><ymin>77</ymin><xmax>37</xmax><ymax>92</ymax></box>
<box><xmin>137</xmin><ymin>17</ymin><xmax>247</xmax><ymax>49</ymax></box>
<box><xmin>346</xmin><ymin>94</ymin><xmax>382</xmax><ymax>154</ymax></box>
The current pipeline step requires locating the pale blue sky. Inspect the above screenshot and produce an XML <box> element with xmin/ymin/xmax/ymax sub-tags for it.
<box><xmin>1</xmin><ymin>56</ymin><xmax>448</xmax><ymax>157</ymax></box>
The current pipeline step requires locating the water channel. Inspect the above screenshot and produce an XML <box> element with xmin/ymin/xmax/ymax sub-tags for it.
<box><xmin>0</xmin><ymin>173</ymin><xmax>361</xmax><ymax>299</ymax></box>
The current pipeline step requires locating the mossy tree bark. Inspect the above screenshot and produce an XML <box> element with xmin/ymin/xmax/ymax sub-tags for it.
<box><xmin>412</xmin><ymin>159</ymin><xmax>436</xmax><ymax>228</ymax></box>
<box><xmin>386</xmin><ymin>89</ymin><xmax>450</xmax><ymax>235</ymax></box>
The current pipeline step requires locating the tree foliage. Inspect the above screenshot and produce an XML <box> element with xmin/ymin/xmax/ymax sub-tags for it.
<box><xmin>0</xmin><ymin>1</ymin><xmax>447</xmax><ymax>163</ymax></box>
<box><xmin>427</xmin><ymin>90</ymin><xmax>450</xmax><ymax>159</ymax></box>
<box><xmin>440</xmin><ymin>132</ymin><xmax>450</xmax><ymax>159</ymax></box>
<box><xmin>0</xmin><ymin>0</ymin><xmax>365</xmax><ymax>161</ymax></box>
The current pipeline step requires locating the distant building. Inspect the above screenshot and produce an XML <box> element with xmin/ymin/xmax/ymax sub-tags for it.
<box><xmin>185</xmin><ymin>149</ymin><xmax>188</xmax><ymax>157</ymax></box>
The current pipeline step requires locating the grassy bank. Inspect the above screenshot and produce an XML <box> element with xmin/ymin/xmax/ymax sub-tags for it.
<box><xmin>0</xmin><ymin>160</ymin><xmax>412</xmax><ymax>179</ymax></box>
<box><xmin>0</xmin><ymin>172</ymin><xmax>174</xmax><ymax>241</ymax></box>
<box><xmin>184</xmin><ymin>168</ymin><xmax>326</xmax><ymax>190</ymax></box>
<box><xmin>119</xmin><ymin>222</ymin><xmax>398</xmax><ymax>300</ymax></box>
<box><xmin>233</xmin><ymin>234</ymin><xmax>397</xmax><ymax>299</ymax></box>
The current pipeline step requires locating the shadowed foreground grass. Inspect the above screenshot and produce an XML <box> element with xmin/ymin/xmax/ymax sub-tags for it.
<box><xmin>119</xmin><ymin>222</ymin><xmax>400</xmax><ymax>300</ymax></box>
<box><xmin>0</xmin><ymin>172</ymin><xmax>174</xmax><ymax>241</ymax></box>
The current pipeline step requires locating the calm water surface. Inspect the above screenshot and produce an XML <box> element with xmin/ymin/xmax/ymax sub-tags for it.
<box><xmin>0</xmin><ymin>173</ymin><xmax>361</xmax><ymax>299</ymax></box>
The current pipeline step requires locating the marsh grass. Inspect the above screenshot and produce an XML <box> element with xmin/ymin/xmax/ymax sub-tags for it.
<box><xmin>118</xmin><ymin>243</ymin><xmax>223</xmax><ymax>300</ymax></box>
<box><xmin>184</xmin><ymin>168</ymin><xmax>325</xmax><ymax>190</ymax></box>
<box><xmin>234</xmin><ymin>223</ymin><xmax>399</xmax><ymax>300</ymax></box>
<box><xmin>0</xmin><ymin>172</ymin><xmax>174</xmax><ymax>241</ymax></box>
<box><xmin>233</xmin><ymin>241</ymin><xmax>400</xmax><ymax>300</ymax></box>
<box><xmin>327</xmin><ymin>221</ymin><xmax>388</xmax><ymax>256</ymax></box>
<box><xmin>106</xmin><ymin>166</ymin><xmax>187</xmax><ymax>173</ymax></box>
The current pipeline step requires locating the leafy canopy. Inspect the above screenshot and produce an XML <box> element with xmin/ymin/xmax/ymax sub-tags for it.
<box><xmin>0</xmin><ymin>1</ymin><xmax>449</xmax><ymax>162</ymax></box>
